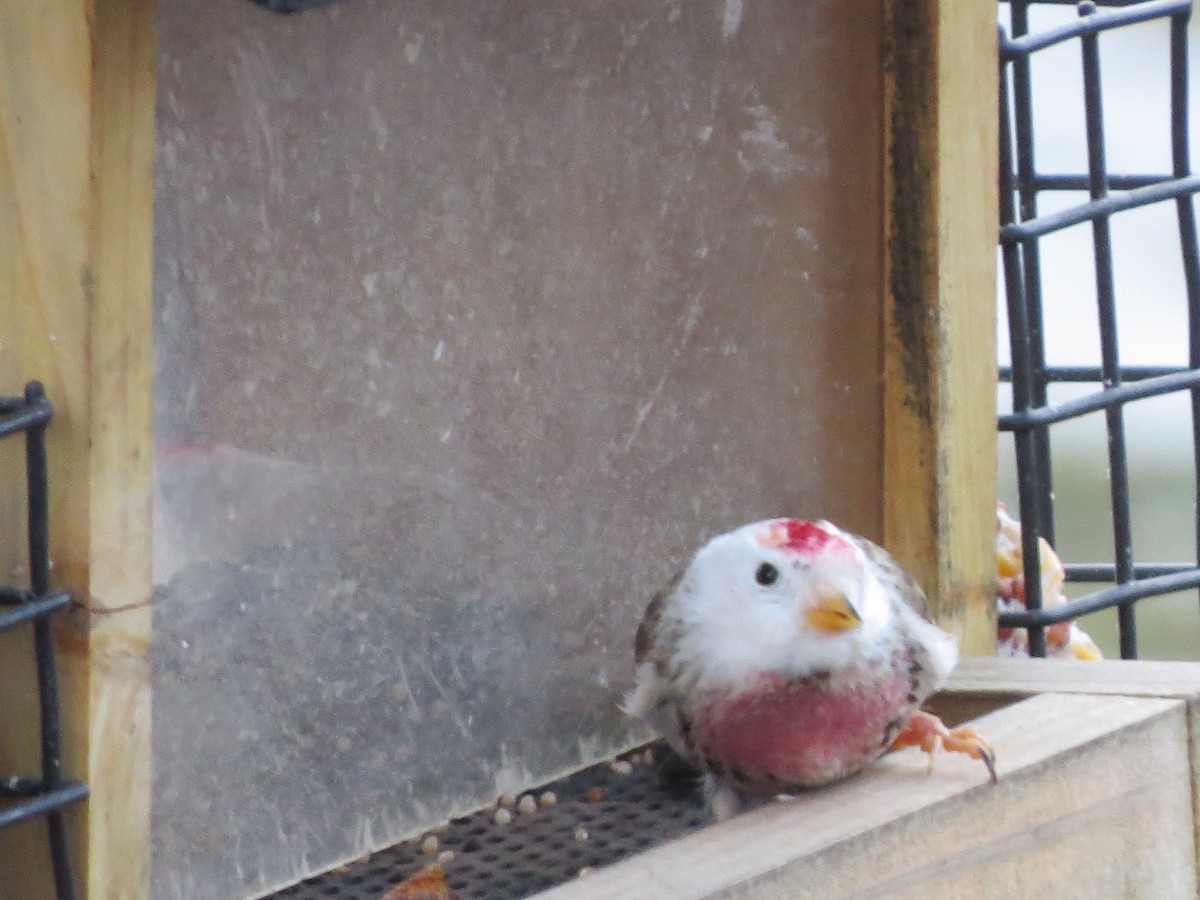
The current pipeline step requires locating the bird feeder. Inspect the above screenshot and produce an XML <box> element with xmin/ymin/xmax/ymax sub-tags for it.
<box><xmin>12</xmin><ymin>0</ymin><xmax>1191</xmax><ymax>898</ymax></box>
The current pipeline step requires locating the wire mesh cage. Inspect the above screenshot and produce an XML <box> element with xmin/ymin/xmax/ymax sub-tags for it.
<box><xmin>0</xmin><ymin>382</ymin><xmax>86</xmax><ymax>900</ymax></box>
<box><xmin>997</xmin><ymin>0</ymin><xmax>1200</xmax><ymax>659</ymax></box>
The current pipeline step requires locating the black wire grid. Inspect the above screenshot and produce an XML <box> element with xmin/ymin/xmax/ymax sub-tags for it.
<box><xmin>998</xmin><ymin>0</ymin><xmax>1200</xmax><ymax>658</ymax></box>
<box><xmin>0</xmin><ymin>382</ymin><xmax>86</xmax><ymax>900</ymax></box>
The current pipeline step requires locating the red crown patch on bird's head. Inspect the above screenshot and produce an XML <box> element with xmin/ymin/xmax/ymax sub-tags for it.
<box><xmin>756</xmin><ymin>519</ymin><xmax>852</xmax><ymax>558</ymax></box>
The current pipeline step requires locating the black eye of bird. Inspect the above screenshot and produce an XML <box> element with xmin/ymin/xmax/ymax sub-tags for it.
<box><xmin>755</xmin><ymin>562</ymin><xmax>780</xmax><ymax>587</ymax></box>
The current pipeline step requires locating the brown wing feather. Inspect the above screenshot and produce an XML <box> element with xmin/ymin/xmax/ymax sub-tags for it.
<box><xmin>849</xmin><ymin>534</ymin><xmax>932</xmax><ymax>621</ymax></box>
<box><xmin>635</xmin><ymin>569</ymin><xmax>682</xmax><ymax>664</ymax></box>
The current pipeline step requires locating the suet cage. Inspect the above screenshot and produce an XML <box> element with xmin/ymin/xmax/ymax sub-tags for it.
<box><xmin>2</xmin><ymin>0</ymin><xmax>1200</xmax><ymax>899</ymax></box>
<box><xmin>997</xmin><ymin>0</ymin><xmax>1200</xmax><ymax>662</ymax></box>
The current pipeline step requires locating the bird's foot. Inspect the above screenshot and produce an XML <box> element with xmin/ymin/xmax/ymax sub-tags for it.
<box><xmin>702</xmin><ymin>774</ymin><xmax>744</xmax><ymax>822</ymax></box>
<box><xmin>890</xmin><ymin>711</ymin><xmax>997</xmax><ymax>784</ymax></box>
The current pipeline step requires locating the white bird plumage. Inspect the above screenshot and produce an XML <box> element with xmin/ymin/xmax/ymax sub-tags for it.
<box><xmin>626</xmin><ymin>518</ymin><xmax>993</xmax><ymax>819</ymax></box>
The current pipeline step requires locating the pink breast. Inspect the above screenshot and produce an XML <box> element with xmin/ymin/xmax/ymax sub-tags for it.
<box><xmin>692</xmin><ymin>668</ymin><xmax>910</xmax><ymax>788</ymax></box>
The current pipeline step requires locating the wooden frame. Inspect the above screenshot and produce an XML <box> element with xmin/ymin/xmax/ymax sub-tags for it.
<box><xmin>882</xmin><ymin>0</ymin><xmax>999</xmax><ymax>654</ymax></box>
<box><xmin>539</xmin><ymin>659</ymin><xmax>1200</xmax><ymax>899</ymax></box>
<box><xmin>0</xmin><ymin>1</ymin><xmax>155</xmax><ymax>897</ymax></box>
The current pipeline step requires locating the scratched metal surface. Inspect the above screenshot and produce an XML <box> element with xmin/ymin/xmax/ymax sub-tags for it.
<box><xmin>151</xmin><ymin>0</ymin><xmax>885</xmax><ymax>896</ymax></box>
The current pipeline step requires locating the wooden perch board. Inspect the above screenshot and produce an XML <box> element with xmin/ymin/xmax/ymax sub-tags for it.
<box><xmin>536</xmin><ymin>661</ymin><xmax>1200</xmax><ymax>900</ymax></box>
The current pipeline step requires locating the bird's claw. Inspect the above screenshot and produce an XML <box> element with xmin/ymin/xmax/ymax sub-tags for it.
<box><xmin>890</xmin><ymin>711</ymin><xmax>998</xmax><ymax>785</ymax></box>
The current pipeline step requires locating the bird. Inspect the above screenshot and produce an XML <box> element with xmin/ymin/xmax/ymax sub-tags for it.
<box><xmin>995</xmin><ymin>504</ymin><xmax>1103</xmax><ymax>660</ymax></box>
<box><xmin>625</xmin><ymin>517</ymin><xmax>995</xmax><ymax>820</ymax></box>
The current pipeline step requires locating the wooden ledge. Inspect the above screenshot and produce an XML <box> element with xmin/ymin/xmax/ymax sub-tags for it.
<box><xmin>946</xmin><ymin>656</ymin><xmax>1200</xmax><ymax>699</ymax></box>
<box><xmin>536</xmin><ymin>662</ymin><xmax>1200</xmax><ymax>899</ymax></box>
<box><xmin>928</xmin><ymin>657</ymin><xmax>1200</xmax><ymax>727</ymax></box>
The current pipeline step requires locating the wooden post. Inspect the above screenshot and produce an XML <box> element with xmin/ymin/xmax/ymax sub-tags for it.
<box><xmin>0</xmin><ymin>1</ymin><xmax>155</xmax><ymax>897</ymax></box>
<box><xmin>882</xmin><ymin>0</ymin><xmax>998</xmax><ymax>654</ymax></box>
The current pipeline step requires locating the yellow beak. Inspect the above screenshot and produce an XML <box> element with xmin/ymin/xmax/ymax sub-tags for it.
<box><xmin>805</xmin><ymin>593</ymin><xmax>862</xmax><ymax>633</ymax></box>
<box><xmin>997</xmin><ymin>547</ymin><xmax>1021</xmax><ymax>579</ymax></box>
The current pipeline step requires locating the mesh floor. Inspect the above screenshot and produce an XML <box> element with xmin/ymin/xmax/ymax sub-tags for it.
<box><xmin>266</xmin><ymin>742</ymin><xmax>710</xmax><ymax>900</ymax></box>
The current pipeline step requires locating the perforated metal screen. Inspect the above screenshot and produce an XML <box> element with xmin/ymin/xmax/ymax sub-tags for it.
<box><xmin>266</xmin><ymin>745</ymin><xmax>707</xmax><ymax>900</ymax></box>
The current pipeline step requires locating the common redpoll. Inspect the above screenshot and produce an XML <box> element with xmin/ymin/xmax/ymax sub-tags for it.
<box><xmin>625</xmin><ymin>518</ymin><xmax>995</xmax><ymax>819</ymax></box>
<box><xmin>996</xmin><ymin>504</ymin><xmax>1103</xmax><ymax>660</ymax></box>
